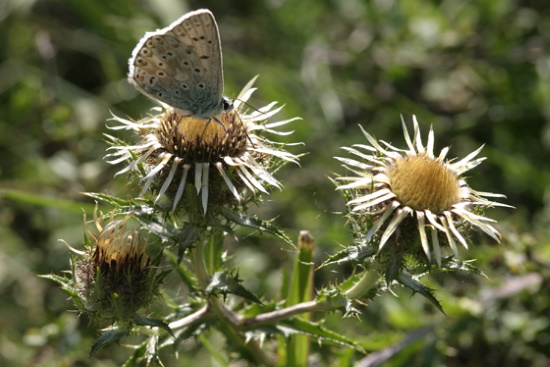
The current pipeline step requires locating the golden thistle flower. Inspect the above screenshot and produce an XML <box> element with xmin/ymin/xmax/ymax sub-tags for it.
<box><xmin>336</xmin><ymin>116</ymin><xmax>510</xmax><ymax>266</ymax></box>
<box><xmin>106</xmin><ymin>77</ymin><xmax>300</xmax><ymax>213</ymax></box>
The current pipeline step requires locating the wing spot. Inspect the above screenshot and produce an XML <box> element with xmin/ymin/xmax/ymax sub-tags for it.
<box><xmin>183</xmin><ymin>61</ymin><xmax>190</xmax><ymax>66</ymax></box>
<box><xmin>198</xmin><ymin>83</ymin><xmax>205</xmax><ymax>89</ymax></box>
<box><xmin>158</xmin><ymin>62</ymin><xmax>164</xmax><ymax>67</ymax></box>
<box><xmin>194</xmin><ymin>68</ymin><xmax>201</xmax><ymax>73</ymax></box>
<box><xmin>158</xmin><ymin>71</ymin><xmax>165</xmax><ymax>77</ymax></box>
<box><xmin>200</xmin><ymin>36</ymin><xmax>205</xmax><ymax>40</ymax></box>
<box><xmin>208</xmin><ymin>40</ymin><xmax>213</xmax><ymax>44</ymax></box>
<box><xmin>200</xmin><ymin>56</ymin><xmax>209</xmax><ymax>59</ymax></box>
<box><xmin>185</xmin><ymin>49</ymin><xmax>192</xmax><ymax>54</ymax></box>
<box><xmin>149</xmin><ymin>76</ymin><xmax>156</xmax><ymax>84</ymax></box>
<box><xmin>192</xmin><ymin>37</ymin><xmax>199</xmax><ymax>41</ymax></box>
<box><xmin>182</xmin><ymin>84</ymin><xmax>189</xmax><ymax>89</ymax></box>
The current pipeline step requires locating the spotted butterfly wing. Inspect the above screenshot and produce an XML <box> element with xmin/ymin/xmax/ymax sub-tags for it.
<box><xmin>128</xmin><ymin>9</ymin><xmax>225</xmax><ymax>119</ymax></box>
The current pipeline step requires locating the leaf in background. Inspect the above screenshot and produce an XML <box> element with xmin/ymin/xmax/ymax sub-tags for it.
<box><xmin>2</xmin><ymin>189</ymin><xmax>96</xmax><ymax>214</ymax></box>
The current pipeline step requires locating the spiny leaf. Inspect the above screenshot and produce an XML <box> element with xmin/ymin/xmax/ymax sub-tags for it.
<box><xmin>90</xmin><ymin>328</ymin><xmax>128</xmax><ymax>357</ymax></box>
<box><xmin>318</xmin><ymin>243</ymin><xmax>375</xmax><ymax>269</ymax></box>
<box><xmin>272</xmin><ymin>318</ymin><xmax>365</xmax><ymax>353</ymax></box>
<box><xmin>133</xmin><ymin>314</ymin><xmax>174</xmax><ymax>337</ymax></box>
<box><xmin>206</xmin><ymin>271</ymin><xmax>263</xmax><ymax>305</ymax></box>
<box><xmin>219</xmin><ymin>208</ymin><xmax>292</xmax><ymax>245</ymax></box>
<box><xmin>39</xmin><ymin>273</ymin><xmax>71</xmax><ymax>287</ymax></box>
<box><xmin>398</xmin><ymin>272</ymin><xmax>445</xmax><ymax>314</ymax></box>
<box><xmin>439</xmin><ymin>258</ymin><xmax>487</xmax><ymax>278</ymax></box>
<box><xmin>174</xmin><ymin>221</ymin><xmax>203</xmax><ymax>259</ymax></box>
<box><xmin>385</xmin><ymin>254</ymin><xmax>403</xmax><ymax>286</ymax></box>
<box><xmin>84</xmin><ymin>192</ymin><xmax>134</xmax><ymax>207</ymax></box>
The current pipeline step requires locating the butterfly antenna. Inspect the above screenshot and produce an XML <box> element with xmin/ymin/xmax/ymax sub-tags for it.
<box><xmin>227</xmin><ymin>97</ymin><xmax>268</xmax><ymax>117</ymax></box>
<box><xmin>200</xmin><ymin>117</ymin><xmax>228</xmax><ymax>141</ymax></box>
<box><xmin>232</xmin><ymin>108</ymin><xmax>256</xmax><ymax>148</ymax></box>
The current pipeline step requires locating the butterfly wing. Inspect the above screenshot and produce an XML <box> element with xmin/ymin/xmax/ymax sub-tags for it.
<box><xmin>128</xmin><ymin>9</ymin><xmax>224</xmax><ymax>117</ymax></box>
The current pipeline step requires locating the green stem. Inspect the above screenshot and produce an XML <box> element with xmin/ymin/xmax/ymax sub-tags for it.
<box><xmin>344</xmin><ymin>270</ymin><xmax>380</xmax><ymax>300</ymax></box>
<box><xmin>240</xmin><ymin>300</ymin><xmax>335</xmax><ymax>328</ymax></box>
<box><xmin>192</xmin><ymin>235</ymin><xmax>275</xmax><ymax>366</ymax></box>
<box><xmin>191</xmin><ymin>240</ymin><xmax>210</xmax><ymax>290</ymax></box>
<box><xmin>169</xmin><ymin>305</ymin><xmax>209</xmax><ymax>330</ymax></box>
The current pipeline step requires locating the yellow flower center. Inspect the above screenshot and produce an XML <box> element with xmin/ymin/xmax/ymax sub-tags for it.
<box><xmin>157</xmin><ymin>110</ymin><xmax>249</xmax><ymax>162</ymax></box>
<box><xmin>177</xmin><ymin>115</ymin><xmax>229</xmax><ymax>142</ymax></box>
<box><xmin>387</xmin><ymin>155</ymin><xmax>460</xmax><ymax>213</ymax></box>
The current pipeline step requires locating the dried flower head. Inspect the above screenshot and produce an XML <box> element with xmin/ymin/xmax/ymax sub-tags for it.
<box><xmin>72</xmin><ymin>208</ymin><xmax>158</xmax><ymax>323</ymax></box>
<box><xmin>336</xmin><ymin>116</ymin><xmax>510</xmax><ymax>266</ymax></box>
<box><xmin>106</xmin><ymin>77</ymin><xmax>300</xmax><ymax>214</ymax></box>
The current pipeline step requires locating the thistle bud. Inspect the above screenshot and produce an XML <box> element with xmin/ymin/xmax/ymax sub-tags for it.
<box><xmin>73</xmin><ymin>209</ymin><xmax>158</xmax><ymax>324</ymax></box>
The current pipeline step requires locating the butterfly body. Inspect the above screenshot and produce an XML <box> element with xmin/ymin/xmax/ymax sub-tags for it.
<box><xmin>128</xmin><ymin>9</ymin><xmax>229</xmax><ymax>119</ymax></box>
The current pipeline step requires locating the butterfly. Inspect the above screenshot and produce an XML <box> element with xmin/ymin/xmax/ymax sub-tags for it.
<box><xmin>128</xmin><ymin>9</ymin><xmax>232</xmax><ymax>120</ymax></box>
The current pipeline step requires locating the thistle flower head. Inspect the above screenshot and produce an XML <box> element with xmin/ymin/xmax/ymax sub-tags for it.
<box><xmin>336</xmin><ymin>116</ymin><xmax>510</xmax><ymax>267</ymax></box>
<box><xmin>106</xmin><ymin>77</ymin><xmax>300</xmax><ymax>214</ymax></box>
<box><xmin>72</xmin><ymin>207</ymin><xmax>158</xmax><ymax>324</ymax></box>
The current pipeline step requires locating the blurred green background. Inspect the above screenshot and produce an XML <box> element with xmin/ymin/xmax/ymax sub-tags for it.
<box><xmin>1</xmin><ymin>0</ymin><xmax>549</xmax><ymax>366</ymax></box>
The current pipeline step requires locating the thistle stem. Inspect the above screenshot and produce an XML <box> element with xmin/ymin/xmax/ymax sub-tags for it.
<box><xmin>169</xmin><ymin>305</ymin><xmax>209</xmax><ymax>330</ymax></box>
<box><xmin>345</xmin><ymin>270</ymin><xmax>380</xmax><ymax>300</ymax></box>
<box><xmin>191</xmin><ymin>235</ymin><xmax>275</xmax><ymax>366</ymax></box>
<box><xmin>240</xmin><ymin>300</ymin><xmax>333</xmax><ymax>328</ymax></box>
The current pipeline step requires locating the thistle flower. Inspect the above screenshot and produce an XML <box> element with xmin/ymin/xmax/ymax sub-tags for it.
<box><xmin>106</xmin><ymin>77</ymin><xmax>300</xmax><ymax>214</ymax></box>
<box><xmin>70</xmin><ymin>208</ymin><xmax>159</xmax><ymax>324</ymax></box>
<box><xmin>336</xmin><ymin>116</ymin><xmax>510</xmax><ymax>267</ymax></box>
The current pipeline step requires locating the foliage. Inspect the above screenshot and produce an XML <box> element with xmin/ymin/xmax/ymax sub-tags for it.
<box><xmin>1</xmin><ymin>0</ymin><xmax>549</xmax><ymax>366</ymax></box>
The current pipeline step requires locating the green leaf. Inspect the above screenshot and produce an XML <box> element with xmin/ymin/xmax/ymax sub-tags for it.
<box><xmin>2</xmin><ymin>188</ymin><xmax>95</xmax><ymax>213</ymax></box>
<box><xmin>164</xmin><ymin>250</ymin><xmax>198</xmax><ymax>290</ymax></box>
<box><xmin>398</xmin><ymin>272</ymin><xmax>445</xmax><ymax>314</ymax></box>
<box><xmin>133</xmin><ymin>314</ymin><xmax>174</xmax><ymax>337</ymax></box>
<box><xmin>219</xmin><ymin>208</ymin><xmax>292</xmax><ymax>245</ymax></box>
<box><xmin>84</xmin><ymin>191</ymin><xmax>134</xmax><ymax>207</ymax></box>
<box><xmin>439</xmin><ymin>258</ymin><xmax>487</xmax><ymax>278</ymax></box>
<box><xmin>285</xmin><ymin>231</ymin><xmax>315</xmax><ymax>367</ymax></box>
<box><xmin>39</xmin><ymin>273</ymin><xmax>71</xmax><ymax>288</ymax></box>
<box><xmin>122</xmin><ymin>342</ymin><xmax>147</xmax><ymax>367</ymax></box>
<box><xmin>174</xmin><ymin>316</ymin><xmax>214</xmax><ymax>344</ymax></box>
<box><xmin>275</xmin><ymin>318</ymin><xmax>365</xmax><ymax>353</ymax></box>
<box><xmin>318</xmin><ymin>243</ymin><xmax>375</xmax><ymax>268</ymax></box>
<box><xmin>199</xmin><ymin>334</ymin><xmax>229</xmax><ymax>366</ymax></box>
<box><xmin>90</xmin><ymin>328</ymin><xmax>128</xmax><ymax>357</ymax></box>
<box><xmin>206</xmin><ymin>271</ymin><xmax>263</xmax><ymax>305</ymax></box>
<box><xmin>385</xmin><ymin>254</ymin><xmax>403</xmax><ymax>286</ymax></box>
<box><xmin>175</xmin><ymin>222</ymin><xmax>203</xmax><ymax>259</ymax></box>
<box><xmin>204</xmin><ymin>229</ymin><xmax>225</xmax><ymax>274</ymax></box>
